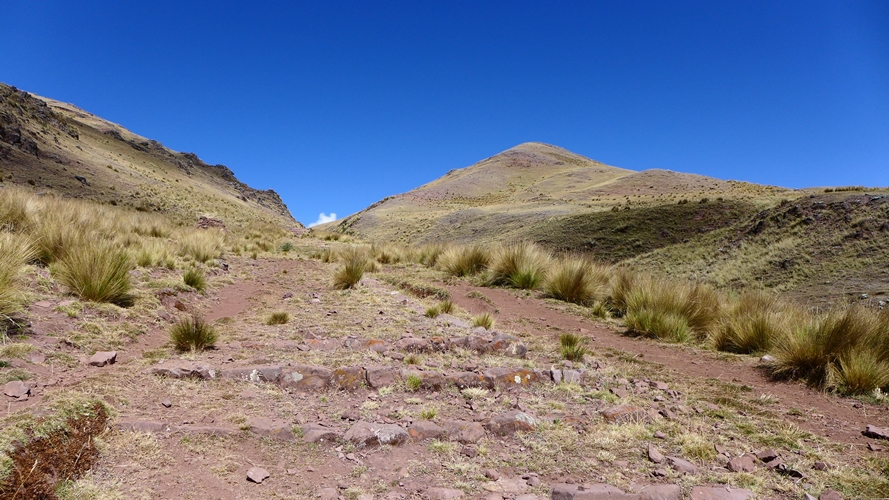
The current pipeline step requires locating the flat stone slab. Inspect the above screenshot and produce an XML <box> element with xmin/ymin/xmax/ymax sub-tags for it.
<box><xmin>247</xmin><ymin>417</ymin><xmax>294</xmax><ymax>441</ymax></box>
<box><xmin>689</xmin><ymin>486</ymin><xmax>754</xmax><ymax>500</ymax></box>
<box><xmin>637</xmin><ymin>484</ymin><xmax>680</xmax><ymax>500</ymax></box>
<box><xmin>221</xmin><ymin>365</ymin><xmax>282</xmax><ymax>383</ymax></box>
<box><xmin>484</xmin><ymin>411</ymin><xmax>536</xmax><ymax>436</ymax></box>
<box><xmin>3</xmin><ymin>381</ymin><xmax>30</xmax><ymax>398</ymax></box>
<box><xmin>116</xmin><ymin>420</ymin><xmax>169</xmax><ymax>433</ymax></box>
<box><xmin>280</xmin><ymin>365</ymin><xmax>333</xmax><ymax>391</ymax></box>
<box><xmin>301</xmin><ymin>423</ymin><xmax>342</xmax><ymax>444</ymax></box>
<box><xmin>344</xmin><ymin>420</ymin><xmax>409</xmax><ymax>447</ymax></box>
<box><xmin>148</xmin><ymin>361</ymin><xmax>216</xmax><ymax>380</ymax></box>
<box><xmin>88</xmin><ymin>351</ymin><xmax>117</xmax><ymax>367</ymax></box>
<box><xmin>442</xmin><ymin>420</ymin><xmax>486</xmax><ymax>444</ymax></box>
<box><xmin>666</xmin><ymin>456</ymin><xmax>698</xmax><ymax>475</ymax></box>
<box><xmin>247</xmin><ymin>466</ymin><xmax>269</xmax><ymax>483</ymax></box>
<box><xmin>601</xmin><ymin>405</ymin><xmax>650</xmax><ymax>424</ymax></box>
<box><xmin>408</xmin><ymin>421</ymin><xmax>445</xmax><ymax>440</ymax></box>
<box><xmin>864</xmin><ymin>424</ymin><xmax>889</xmax><ymax>440</ymax></box>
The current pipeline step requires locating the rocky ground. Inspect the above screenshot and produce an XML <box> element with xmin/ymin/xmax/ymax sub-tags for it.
<box><xmin>2</xmin><ymin>240</ymin><xmax>889</xmax><ymax>499</ymax></box>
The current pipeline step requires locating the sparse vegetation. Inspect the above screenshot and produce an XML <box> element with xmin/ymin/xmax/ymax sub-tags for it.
<box><xmin>170</xmin><ymin>315</ymin><xmax>218</xmax><ymax>351</ymax></box>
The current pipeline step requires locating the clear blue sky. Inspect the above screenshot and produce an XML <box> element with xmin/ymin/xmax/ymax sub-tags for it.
<box><xmin>3</xmin><ymin>1</ymin><xmax>887</xmax><ymax>226</ymax></box>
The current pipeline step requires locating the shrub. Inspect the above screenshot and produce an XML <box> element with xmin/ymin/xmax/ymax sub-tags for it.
<box><xmin>438</xmin><ymin>245</ymin><xmax>490</xmax><ymax>277</ymax></box>
<box><xmin>332</xmin><ymin>247</ymin><xmax>369</xmax><ymax>289</ymax></box>
<box><xmin>279</xmin><ymin>241</ymin><xmax>294</xmax><ymax>253</ymax></box>
<box><xmin>710</xmin><ymin>290</ymin><xmax>787</xmax><ymax>354</ymax></box>
<box><xmin>487</xmin><ymin>241</ymin><xmax>550</xmax><ymax>289</ymax></box>
<box><xmin>545</xmin><ymin>257</ymin><xmax>611</xmax><ymax>306</ymax></box>
<box><xmin>771</xmin><ymin>305</ymin><xmax>889</xmax><ymax>393</ymax></box>
<box><xmin>170</xmin><ymin>315</ymin><xmax>217</xmax><ymax>351</ymax></box>
<box><xmin>473</xmin><ymin>313</ymin><xmax>495</xmax><ymax>330</ymax></box>
<box><xmin>53</xmin><ymin>241</ymin><xmax>133</xmax><ymax>306</ymax></box>
<box><xmin>0</xmin><ymin>234</ymin><xmax>34</xmax><ymax>315</ymax></box>
<box><xmin>266</xmin><ymin>311</ymin><xmax>290</xmax><ymax>325</ymax></box>
<box><xmin>183</xmin><ymin>267</ymin><xmax>206</xmax><ymax>292</ymax></box>
<box><xmin>559</xmin><ymin>333</ymin><xmax>588</xmax><ymax>361</ymax></box>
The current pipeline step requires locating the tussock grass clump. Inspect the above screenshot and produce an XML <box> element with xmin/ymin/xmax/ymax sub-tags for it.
<box><xmin>52</xmin><ymin>241</ymin><xmax>134</xmax><ymax>306</ymax></box>
<box><xmin>424</xmin><ymin>306</ymin><xmax>441</xmax><ymax>318</ymax></box>
<box><xmin>266</xmin><ymin>312</ymin><xmax>290</xmax><ymax>325</ymax></box>
<box><xmin>473</xmin><ymin>312</ymin><xmax>495</xmax><ymax>330</ymax></box>
<box><xmin>0</xmin><ymin>187</ymin><xmax>35</xmax><ymax>233</ymax></box>
<box><xmin>559</xmin><ymin>333</ymin><xmax>588</xmax><ymax>361</ymax></box>
<box><xmin>170</xmin><ymin>315</ymin><xmax>217</xmax><ymax>351</ymax></box>
<box><xmin>182</xmin><ymin>267</ymin><xmax>206</xmax><ymax>292</ymax></box>
<box><xmin>624</xmin><ymin>278</ymin><xmax>721</xmax><ymax>343</ymax></box>
<box><xmin>416</xmin><ymin>243</ymin><xmax>446</xmax><ymax>267</ymax></box>
<box><xmin>372</xmin><ymin>243</ymin><xmax>408</xmax><ymax>265</ymax></box>
<box><xmin>405</xmin><ymin>374</ymin><xmax>423</xmax><ymax>392</ymax></box>
<box><xmin>438</xmin><ymin>245</ymin><xmax>490</xmax><ymax>277</ymax></box>
<box><xmin>0</xmin><ymin>234</ymin><xmax>34</xmax><ymax>316</ymax></box>
<box><xmin>545</xmin><ymin>257</ymin><xmax>611</xmax><ymax>306</ymax></box>
<box><xmin>608</xmin><ymin>269</ymin><xmax>637</xmax><ymax>316</ymax></box>
<box><xmin>438</xmin><ymin>299</ymin><xmax>455</xmax><ymax>315</ymax></box>
<box><xmin>332</xmin><ymin>247</ymin><xmax>369</xmax><ymax>289</ymax></box>
<box><xmin>487</xmin><ymin>241</ymin><xmax>550</xmax><ymax>289</ymax></box>
<box><xmin>179</xmin><ymin>229</ymin><xmax>224</xmax><ymax>263</ymax></box>
<box><xmin>771</xmin><ymin>306</ymin><xmax>889</xmax><ymax>393</ymax></box>
<box><xmin>711</xmin><ymin>290</ymin><xmax>789</xmax><ymax>354</ymax></box>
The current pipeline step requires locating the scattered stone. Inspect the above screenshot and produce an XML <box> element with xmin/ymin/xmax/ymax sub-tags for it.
<box><xmin>484</xmin><ymin>411</ymin><xmax>536</xmax><ymax>436</ymax></box>
<box><xmin>401</xmin><ymin>369</ymin><xmax>445</xmax><ymax>390</ymax></box>
<box><xmin>27</xmin><ymin>352</ymin><xmax>46</xmax><ymax>364</ymax></box>
<box><xmin>447</xmin><ymin>371</ymin><xmax>493</xmax><ymax>389</ymax></box>
<box><xmin>601</xmin><ymin>405</ymin><xmax>649</xmax><ymax>424</ymax></box>
<box><xmin>426</xmin><ymin>487</ymin><xmax>465</xmax><ymax>499</ymax></box>
<box><xmin>149</xmin><ymin>361</ymin><xmax>216</xmax><ymax>380</ymax></box>
<box><xmin>344</xmin><ymin>420</ymin><xmax>409</xmax><ymax>447</ymax></box>
<box><xmin>610</xmin><ymin>387</ymin><xmax>629</xmax><ymax>399</ymax></box>
<box><xmin>161</xmin><ymin>399</ymin><xmax>172</xmax><ymax>408</ymax></box>
<box><xmin>246</xmin><ymin>466</ymin><xmax>269</xmax><ymax>483</ymax></box>
<box><xmin>666</xmin><ymin>456</ymin><xmax>698</xmax><ymax>474</ymax></box>
<box><xmin>366</xmin><ymin>366</ymin><xmax>401</xmax><ymax>388</ymax></box>
<box><xmin>461</xmin><ymin>444</ymin><xmax>478</xmax><ymax>458</ymax></box>
<box><xmin>653</xmin><ymin>431</ymin><xmax>667</xmax><ymax>439</ymax></box>
<box><xmin>638</xmin><ymin>484</ymin><xmax>681</xmax><ymax>500</ymax></box>
<box><xmin>116</xmin><ymin>420</ymin><xmax>168</xmax><ymax>433</ymax></box>
<box><xmin>819</xmin><ymin>491</ymin><xmax>843</xmax><ymax>500</ymax></box>
<box><xmin>302</xmin><ymin>424</ymin><xmax>342</xmax><ymax>444</ymax></box>
<box><xmin>726</xmin><ymin>454</ymin><xmax>756</xmax><ymax>473</ymax></box>
<box><xmin>562</xmin><ymin>369</ymin><xmax>586</xmax><ymax>384</ymax></box>
<box><xmin>648</xmin><ymin>443</ymin><xmax>664</xmax><ymax>464</ymax></box>
<box><xmin>868</xmin><ymin>442</ymin><xmax>884</xmax><ymax>452</ymax></box>
<box><xmin>3</xmin><ymin>381</ymin><xmax>30</xmax><ymax>398</ymax></box>
<box><xmin>396</xmin><ymin>337</ymin><xmax>430</xmax><ymax>352</ymax></box>
<box><xmin>408</xmin><ymin>421</ymin><xmax>445</xmax><ymax>440</ymax></box>
<box><xmin>483</xmin><ymin>477</ymin><xmax>529</xmax><ymax>495</ymax></box>
<box><xmin>88</xmin><ymin>351</ymin><xmax>117</xmax><ymax>367</ymax></box>
<box><xmin>280</xmin><ymin>365</ymin><xmax>333</xmax><ymax>391</ymax></box>
<box><xmin>759</xmin><ymin>355</ymin><xmax>776</xmax><ymax>363</ymax></box>
<box><xmin>652</xmin><ymin>469</ymin><xmax>668</xmax><ymax>477</ymax></box>
<box><xmin>863</xmin><ymin>425</ymin><xmax>889</xmax><ymax>440</ymax></box>
<box><xmin>247</xmin><ymin>417</ymin><xmax>294</xmax><ymax>441</ymax></box>
<box><xmin>812</xmin><ymin>461</ymin><xmax>830</xmax><ymax>471</ymax></box>
<box><xmin>344</xmin><ymin>337</ymin><xmax>388</xmax><ymax>352</ymax></box>
<box><xmin>442</xmin><ymin>420</ymin><xmax>486</xmax><ymax>444</ymax></box>
<box><xmin>282</xmin><ymin>291</ymin><xmax>293</xmax><ymax>299</ymax></box>
<box><xmin>487</xmin><ymin>334</ymin><xmax>528</xmax><ymax>357</ymax></box>
<box><xmin>650</xmin><ymin>381</ymin><xmax>670</xmax><ymax>391</ymax></box>
<box><xmin>332</xmin><ymin>366</ymin><xmax>367</xmax><ymax>390</ymax></box>
<box><xmin>551</xmin><ymin>483</ymin><xmax>628</xmax><ymax>499</ymax></box>
<box><xmin>688</xmin><ymin>486</ymin><xmax>754</xmax><ymax>500</ymax></box>
<box><xmin>221</xmin><ymin>365</ymin><xmax>282</xmax><ymax>383</ymax></box>
<box><xmin>482</xmin><ymin>367</ymin><xmax>539</xmax><ymax>387</ymax></box>
<box><xmin>756</xmin><ymin>448</ymin><xmax>778</xmax><ymax>462</ymax></box>
<box><xmin>318</xmin><ymin>487</ymin><xmax>339</xmax><ymax>499</ymax></box>
<box><xmin>804</xmin><ymin>495</ymin><xmax>817</xmax><ymax>500</ymax></box>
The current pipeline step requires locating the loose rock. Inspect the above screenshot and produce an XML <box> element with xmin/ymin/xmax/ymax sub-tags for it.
<box><xmin>88</xmin><ymin>351</ymin><xmax>117</xmax><ymax>367</ymax></box>
<box><xmin>3</xmin><ymin>381</ymin><xmax>30</xmax><ymax>398</ymax></box>
<box><xmin>863</xmin><ymin>425</ymin><xmax>889</xmax><ymax>440</ymax></box>
<box><xmin>246</xmin><ymin>466</ymin><xmax>270</xmax><ymax>483</ymax></box>
<box><xmin>344</xmin><ymin>420</ymin><xmax>409</xmax><ymax>447</ymax></box>
<box><xmin>648</xmin><ymin>443</ymin><xmax>664</xmax><ymax>464</ymax></box>
<box><xmin>484</xmin><ymin>411</ymin><xmax>536</xmax><ymax>436</ymax></box>
<box><xmin>726</xmin><ymin>454</ymin><xmax>756</xmax><ymax>473</ymax></box>
<box><xmin>425</xmin><ymin>487</ymin><xmax>465</xmax><ymax>499</ymax></box>
<box><xmin>666</xmin><ymin>456</ymin><xmax>698</xmax><ymax>474</ymax></box>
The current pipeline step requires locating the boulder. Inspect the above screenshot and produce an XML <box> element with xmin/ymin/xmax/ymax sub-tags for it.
<box><xmin>247</xmin><ymin>417</ymin><xmax>294</xmax><ymax>441</ymax></box>
<box><xmin>3</xmin><ymin>381</ymin><xmax>30</xmax><ymax>398</ymax></box>
<box><xmin>863</xmin><ymin>425</ymin><xmax>889</xmax><ymax>440</ymax></box>
<box><xmin>488</xmin><ymin>334</ymin><xmax>528</xmax><ymax>357</ymax></box>
<box><xmin>408</xmin><ymin>421</ymin><xmax>445</xmax><ymax>440</ymax></box>
<box><xmin>482</xmin><ymin>477</ymin><xmax>529</xmax><ymax>495</ymax></box>
<box><xmin>332</xmin><ymin>366</ymin><xmax>367</xmax><ymax>390</ymax></box>
<box><xmin>482</xmin><ymin>367</ymin><xmax>539</xmax><ymax>388</ymax></box>
<box><xmin>395</xmin><ymin>337</ymin><xmax>431</xmax><ymax>352</ymax></box>
<box><xmin>638</xmin><ymin>484</ymin><xmax>680</xmax><ymax>500</ymax></box>
<box><xmin>447</xmin><ymin>371</ymin><xmax>493</xmax><ymax>389</ymax></box>
<box><xmin>727</xmin><ymin>454</ymin><xmax>756</xmax><ymax>473</ymax></box>
<box><xmin>401</xmin><ymin>369</ymin><xmax>445</xmax><ymax>390</ymax></box>
<box><xmin>366</xmin><ymin>366</ymin><xmax>400</xmax><ymax>388</ymax></box>
<box><xmin>301</xmin><ymin>424</ymin><xmax>342</xmax><ymax>444</ymax></box>
<box><xmin>666</xmin><ymin>456</ymin><xmax>698</xmax><ymax>474</ymax></box>
<box><xmin>148</xmin><ymin>361</ymin><xmax>216</xmax><ymax>380</ymax></box>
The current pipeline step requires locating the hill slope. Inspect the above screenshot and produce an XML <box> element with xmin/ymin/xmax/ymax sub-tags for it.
<box><xmin>0</xmin><ymin>83</ymin><xmax>298</xmax><ymax>229</ymax></box>
<box><xmin>331</xmin><ymin>142</ymin><xmax>789</xmax><ymax>261</ymax></box>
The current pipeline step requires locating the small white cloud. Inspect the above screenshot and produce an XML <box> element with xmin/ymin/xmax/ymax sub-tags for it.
<box><xmin>308</xmin><ymin>212</ymin><xmax>337</xmax><ymax>228</ymax></box>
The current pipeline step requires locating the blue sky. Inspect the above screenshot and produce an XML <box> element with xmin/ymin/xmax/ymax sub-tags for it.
<box><xmin>3</xmin><ymin>1</ymin><xmax>887</xmax><ymax>226</ymax></box>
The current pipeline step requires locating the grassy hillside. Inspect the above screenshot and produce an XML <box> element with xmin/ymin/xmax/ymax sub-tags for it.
<box><xmin>0</xmin><ymin>83</ymin><xmax>297</xmax><ymax>230</ymax></box>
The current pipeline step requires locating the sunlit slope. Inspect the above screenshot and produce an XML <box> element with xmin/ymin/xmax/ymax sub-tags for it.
<box><xmin>0</xmin><ymin>83</ymin><xmax>298</xmax><ymax>230</ymax></box>
<box><xmin>332</xmin><ymin>142</ymin><xmax>788</xmax><ymax>253</ymax></box>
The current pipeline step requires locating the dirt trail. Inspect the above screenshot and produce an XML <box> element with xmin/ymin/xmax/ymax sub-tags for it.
<box><xmin>446</xmin><ymin>282</ymin><xmax>889</xmax><ymax>448</ymax></box>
